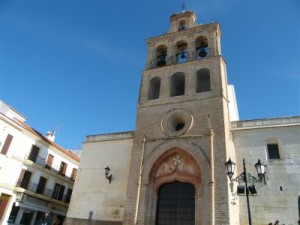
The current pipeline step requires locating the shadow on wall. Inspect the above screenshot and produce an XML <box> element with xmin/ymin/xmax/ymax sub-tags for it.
<box><xmin>63</xmin><ymin>218</ymin><xmax>122</xmax><ymax>225</ymax></box>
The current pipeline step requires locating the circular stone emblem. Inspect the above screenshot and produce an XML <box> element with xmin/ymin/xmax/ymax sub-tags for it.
<box><xmin>161</xmin><ymin>108</ymin><xmax>193</xmax><ymax>136</ymax></box>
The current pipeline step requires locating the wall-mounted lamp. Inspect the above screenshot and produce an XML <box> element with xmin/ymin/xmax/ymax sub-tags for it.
<box><xmin>104</xmin><ymin>166</ymin><xmax>112</xmax><ymax>184</ymax></box>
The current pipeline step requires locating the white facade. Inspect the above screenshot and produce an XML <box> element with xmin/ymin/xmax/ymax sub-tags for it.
<box><xmin>0</xmin><ymin>101</ymin><xmax>79</xmax><ymax>225</ymax></box>
<box><xmin>231</xmin><ymin>117</ymin><xmax>300</xmax><ymax>225</ymax></box>
<box><xmin>67</xmin><ymin>132</ymin><xmax>133</xmax><ymax>223</ymax></box>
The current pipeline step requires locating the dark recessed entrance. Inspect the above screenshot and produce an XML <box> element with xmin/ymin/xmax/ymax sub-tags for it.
<box><xmin>156</xmin><ymin>181</ymin><xmax>195</xmax><ymax>225</ymax></box>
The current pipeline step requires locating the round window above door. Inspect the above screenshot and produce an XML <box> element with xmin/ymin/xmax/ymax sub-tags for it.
<box><xmin>161</xmin><ymin>108</ymin><xmax>193</xmax><ymax>136</ymax></box>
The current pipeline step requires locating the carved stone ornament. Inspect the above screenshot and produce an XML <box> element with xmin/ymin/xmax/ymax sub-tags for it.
<box><xmin>173</xmin><ymin>154</ymin><xmax>182</xmax><ymax>167</ymax></box>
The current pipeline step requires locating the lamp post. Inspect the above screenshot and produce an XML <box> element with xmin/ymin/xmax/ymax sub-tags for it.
<box><xmin>225</xmin><ymin>158</ymin><xmax>267</xmax><ymax>225</ymax></box>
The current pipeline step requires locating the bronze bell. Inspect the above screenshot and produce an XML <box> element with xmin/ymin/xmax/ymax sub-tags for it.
<box><xmin>180</xmin><ymin>51</ymin><xmax>186</xmax><ymax>59</ymax></box>
<box><xmin>198</xmin><ymin>49</ymin><xmax>207</xmax><ymax>58</ymax></box>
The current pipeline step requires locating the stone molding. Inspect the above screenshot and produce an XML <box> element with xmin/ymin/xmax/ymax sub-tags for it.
<box><xmin>85</xmin><ymin>131</ymin><xmax>134</xmax><ymax>143</ymax></box>
<box><xmin>147</xmin><ymin>23</ymin><xmax>219</xmax><ymax>47</ymax></box>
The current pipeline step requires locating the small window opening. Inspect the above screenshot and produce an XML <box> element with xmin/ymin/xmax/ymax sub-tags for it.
<box><xmin>196</xmin><ymin>69</ymin><xmax>211</xmax><ymax>93</ymax></box>
<box><xmin>267</xmin><ymin>144</ymin><xmax>280</xmax><ymax>160</ymax></box>
<box><xmin>148</xmin><ymin>77</ymin><xmax>161</xmax><ymax>100</ymax></box>
<box><xmin>170</xmin><ymin>73</ymin><xmax>185</xmax><ymax>97</ymax></box>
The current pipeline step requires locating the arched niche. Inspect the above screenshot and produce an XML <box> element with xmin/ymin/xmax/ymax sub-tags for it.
<box><xmin>148</xmin><ymin>77</ymin><xmax>161</xmax><ymax>100</ymax></box>
<box><xmin>170</xmin><ymin>72</ymin><xmax>185</xmax><ymax>97</ymax></box>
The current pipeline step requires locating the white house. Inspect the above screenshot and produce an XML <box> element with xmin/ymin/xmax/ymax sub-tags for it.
<box><xmin>0</xmin><ymin>100</ymin><xmax>80</xmax><ymax>225</ymax></box>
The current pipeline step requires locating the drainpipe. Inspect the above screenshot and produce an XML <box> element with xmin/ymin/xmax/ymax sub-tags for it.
<box><xmin>88</xmin><ymin>211</ymin><xmax>93</xmax><ymax>225</ymax></box>
<box><xmin>210</xmin><ymin>129</ymin><xmax>215</xmax><ymax>225</ymax></box>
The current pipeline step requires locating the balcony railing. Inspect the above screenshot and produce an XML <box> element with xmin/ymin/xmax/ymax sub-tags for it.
<box><xmin>24</xmin><ymin>155</ymin><xmax>73</xmax><ymax>180</ymax></box>
<box><xmin>149</xmin><ymin>48</ymin><xmax>213</xmax><ymax>69</ymax></box>
<box><xmin>15</xmin><ymin>181</ymin><xmax>69</xmax><ymax>203</ymax></box>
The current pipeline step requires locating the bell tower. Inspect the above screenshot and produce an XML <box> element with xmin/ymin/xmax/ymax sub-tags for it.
<box><xmin>123</xmin><ymin>10</ymin><xmax>238</xmax><ymax>225</ymax></box>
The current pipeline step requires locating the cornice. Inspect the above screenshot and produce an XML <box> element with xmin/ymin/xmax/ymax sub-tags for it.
<box><xmin>146</xmin><ymin>22</ymin><xmax>220</xmax><ymax>46</ymax></box>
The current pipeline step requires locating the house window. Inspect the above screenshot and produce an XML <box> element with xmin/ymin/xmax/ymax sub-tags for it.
<box><xmin>1</xmin><ymin>134</ymin><xmax>13</xmax><ymax>155</ymax></box>
<box><xmin>267</xmin><ymin>144</ymin><xmax>280</xmax><ymax>159</ymax></box>
<box><xmin>17</xmin><ymin>169</ymin><xmax>32</xmax><ymax>189</ymax></box>
<box><xmin>8</xmin><ymin>204</ymin><xmax>19</xmax><ymax>223</ymax></box>
<box><xmin>65</xmin><ymin>188</ymin><xmax>73</xmax><ymax>203</ymax></box>
<box><xmin>58</xmin><ymin>161</ymin><xmax>68</xmax><ymax>176</ymax></box>
<box><xmin>45</xmin><ymin>154</ymin><xmax>54</xmax><ymax>169</ymax></box>
<box><xmin>36</xmin><ymin>177</ymin><xmax>47</xmax><ymax>195</ymax></box>
<box><xmin>148</xmin><ymin>77</ymin><xmax>161</xmax><ymax>100</ymax></box>
<box><xmin>28</xmin><ymin>145</ymin><xmax>40</xmax><ymax>162</ymax></box>
<box><xmin>52</xmin><ymin>183</ymin><xmax>65</xmax><ymax>201</ymax></box>
<box><xmin>71</xmin><ymin>168</ymin><xmax>78</xmax><ymax>181</ymax></box>
<box><xmin>170</xmin><ymin>73</ymin><xmax>185</xmax><ymax>97</ymax></box>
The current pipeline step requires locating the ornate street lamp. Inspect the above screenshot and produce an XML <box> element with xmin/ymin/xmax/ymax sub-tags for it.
<box><xmin>255</xmin><ymin>159</ymin><xmax>267</xmax><ymax>184</ymax></box>
<box><xmin>225</xmin><ymin>158</ymin><xmax>267</xmax><ymax>225</ymax></box>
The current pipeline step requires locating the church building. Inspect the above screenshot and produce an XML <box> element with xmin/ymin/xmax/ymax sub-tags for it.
<box><xmin>65</xmin><ymin>10</ymin><xmax>300</xmax><ymax>225</ymax></box>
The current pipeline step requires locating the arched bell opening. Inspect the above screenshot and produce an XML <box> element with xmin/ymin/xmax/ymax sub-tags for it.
<box><xmin>175</xmin><ymin>41</ymin><xmax>188</xmax><ymax>63</ymax></box>
<box><xmin>195</xmin><ymin>36</ymin><xmax>209</xmax><ymax>59</ymax></box>
<box><xmin>178</xmin><ymin>19</ymin><xmax>187</xmax><ymax>31</ymax></box>
<box><xmin>155</xmin><ymin>45</ymin><xmax>168</xmax><ymax>67</ymax></box>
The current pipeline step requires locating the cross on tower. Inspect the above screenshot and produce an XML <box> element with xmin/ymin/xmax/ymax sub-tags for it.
<box><xmin>182</xmin><ymin>4</ymin><xmax>186</xmax><ymax>12</ymax></box>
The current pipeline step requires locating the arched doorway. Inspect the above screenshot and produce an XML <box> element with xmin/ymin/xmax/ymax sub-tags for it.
<box><xmin>137</xmin><ymin>143</ymin><xmax>212</xmax><ymax>225</ymax></box>
<box><xmin>148</xmin><ymin>148</ymin><xmax>200</xmax><ymax>225</ymax></box>
<box><xmin>156</xmin><ymin>181</ymin><xmax>195</xmax><ymax>225</ymax></box>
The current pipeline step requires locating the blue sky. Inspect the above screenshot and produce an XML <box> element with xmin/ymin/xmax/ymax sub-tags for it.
<box><xmin>0</xmin><ymin>0</ymin><xmax>299</xmax><ymax>150</ymax></box>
